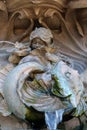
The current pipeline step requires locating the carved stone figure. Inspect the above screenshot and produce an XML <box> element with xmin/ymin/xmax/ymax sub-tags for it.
<box><xmin>0</xmin><ymin>0</ymin><xmax>87</xmax><ymax>130</ymax></box>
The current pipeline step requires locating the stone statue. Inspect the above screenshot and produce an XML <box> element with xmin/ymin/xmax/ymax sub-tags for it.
<box><xmin>0</xmin><ymin>0</ymin><xmax>87</xmax><ymax>130</ymax></box>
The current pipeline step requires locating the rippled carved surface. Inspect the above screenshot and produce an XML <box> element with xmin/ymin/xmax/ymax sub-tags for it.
<box><xmin>0</xmin><ymin>0</ymin><xmax>87</xmax><ymax>72</ymax></box>
<box><xmin>0</xmin><ymin>0</ymin><xmax>87</xmax><ymax>129</ymax></box>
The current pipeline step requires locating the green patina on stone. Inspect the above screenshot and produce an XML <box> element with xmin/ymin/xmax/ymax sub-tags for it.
<box><xmin>25</xmin><ymin>107</ymin><xmax>44</xmax><ymax>121</ymax></box>
<box><xmin>51</xmin><ymin>75</ymin><xmax>71</xmax><ymax>100</ymax></box>
<box><xmin>51</xmin><ymin>75</ymin><xmax>63</xmax><ymax>96</ymax></box>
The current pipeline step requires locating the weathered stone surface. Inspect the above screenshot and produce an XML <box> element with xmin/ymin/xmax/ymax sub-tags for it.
<box><xmin>0</xmin><ymin>0</ymin><xmax>87</xmax><ymax>130</ymax></box>
<box><xmin>64</xmin><ymin>118</ymin><xmax>80</xmax><ymax>130</ymax></box>
<box><xmin>0</xmin><ymin>114</ymin><xmax>29</xmax><ymax>130</ymax></box>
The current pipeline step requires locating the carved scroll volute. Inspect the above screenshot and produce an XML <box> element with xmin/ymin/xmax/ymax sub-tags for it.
<box><xmin>56</xmin><ymin>0</ymin><xmax>87</xmax><ymax>73</ymax></box>
<box><xmin>65</xmin><ymin>1</ymin><xmax>87</xmax><ymax>58</ymax></box>
<box><xmin>6</xmin><ymin>9</ymin><xmax>34</xmax><ymax>42</ymax></box>
<box><xmin>2</xmin><ymin>0</ymin><xmax>87</xmax><ymax>72</ymax></box>
<box><xmin>6</xmin><ymin>0</ymin><xmax>66</xmax><ymax>12</ymax></box>
<box><xmin>0</xmin><ymin>1</ymin><xmax>8</xmax><ymax>40</ymax></box>
<box><xmin>67</xmin><ymin>0</ymin><xmax>87</xmax><ymax>38</ymax></box>
<box><xmin>5</xmin><ymin>0</ymin><xmax>66</xmax><ymax>42</ymax></box>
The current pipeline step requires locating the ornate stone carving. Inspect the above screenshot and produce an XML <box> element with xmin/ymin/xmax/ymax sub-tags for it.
<box><xmin>0</xmin><ymin>0</ymin><xmax>87</xmax><ymax>129</ymax></box>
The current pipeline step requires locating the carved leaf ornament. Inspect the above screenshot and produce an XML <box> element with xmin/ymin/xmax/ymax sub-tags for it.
<box><xmin>0</xmin><ymin>0</ymin><xmax>87</xmax><ymax>128</ymax></box>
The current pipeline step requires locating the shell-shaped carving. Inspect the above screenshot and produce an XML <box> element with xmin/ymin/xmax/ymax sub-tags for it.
<box><xmin>3</xmin><ymin>61</ymin><xmax>46</xmax><ymax>119</ymax></box>
<box><xmin>2</xmin><ymin>57</ymin><xmax>86</xmax><ymax>119</ymax></box>
<box><xmin>0</xmin><ymin>64</ymin><xmax>14</xmax><ymax>116</ymax></box>
<box><xmin>17</xmin><ymin>61</ymin><xmax>87</xmax><ymax>117</ymax></box>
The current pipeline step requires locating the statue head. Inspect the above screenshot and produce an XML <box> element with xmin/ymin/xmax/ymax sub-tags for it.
<box><xmin>30</xmin><ymin>27</ymin><xmax>53</xmax><ymax>49</ymax></box>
